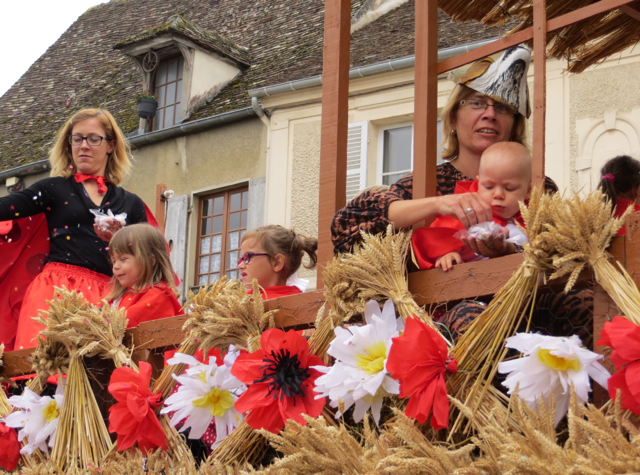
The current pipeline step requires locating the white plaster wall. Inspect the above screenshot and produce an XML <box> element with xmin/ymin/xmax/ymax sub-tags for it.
<box><xmin>569</xmin><ymin>48</ymin><xmax>640</xmax><ymax>193</ymax></box>
<box><xmin>290</xmin><ymin>120</ymin><xmax>322</xmax><ymax>289</ymax></box>
<box><xmin>189</xmin><ymin>50</ymin><xmax>241</xmax><ymax>108</ymax></box>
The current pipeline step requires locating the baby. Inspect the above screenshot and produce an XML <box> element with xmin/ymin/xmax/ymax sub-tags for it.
<box><xmin>435</xmin><ymin>141</ymin><xmax>532</xmax><ymax>271</ymax></box>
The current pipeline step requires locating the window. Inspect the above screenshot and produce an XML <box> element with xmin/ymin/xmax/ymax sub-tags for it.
<box><xmin>377</xmin><ymin>122</ymin><xmax>444</xmax><ymax>186</ymax></box>
<box><xmin>195</xmin><ymin>187</ymin><xmax>249</xmax><ymax>286</ymax></box>
<box><xmin>153</xmin><ymin>56</ymin><xmax>184</xmax><ymax>131</ymax></box>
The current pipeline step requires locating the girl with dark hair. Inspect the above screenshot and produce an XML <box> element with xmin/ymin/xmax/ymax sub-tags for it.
<box><xmin>598</xmin><ymin>155</ymin><xmax>640</xmax><ymax>235</ymax></box>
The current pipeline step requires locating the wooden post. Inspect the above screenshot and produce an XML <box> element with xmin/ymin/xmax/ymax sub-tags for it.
<box><xmin>155</xmin><ymin>183</ymin><xmax>167</xmax><ymax>233</ymax></box>
<box><xmin>412</xmin><ymin>0</ymin><xmax>439</xmax><ymax>228</ymax></box>
<box><xmin>316</xmin><ymin>0</ymin><xmax>351</xmax><ymax>289</ymax></box>
<box><xmin>532</xmin><ymin>0</ymin><xmax>547</xmax><ymax>186</ymax></box>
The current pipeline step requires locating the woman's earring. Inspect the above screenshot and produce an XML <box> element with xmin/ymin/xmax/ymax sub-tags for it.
<box><xmin>450</xmin><ymin>129</ymin><xmax>457</xmax><ymax>136</ymax></box>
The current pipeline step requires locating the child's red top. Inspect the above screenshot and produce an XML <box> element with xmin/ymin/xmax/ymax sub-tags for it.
<box><xmin>116</xmin><ymin>281</ymin><xmax>184</xmax><ymax>328</ymax></box>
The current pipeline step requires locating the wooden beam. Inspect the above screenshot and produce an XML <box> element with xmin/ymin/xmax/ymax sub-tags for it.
<box><xmin>437</xmin><ymin>0</ymin><xmax>637</xmax><ymax>75</ymax></box>
<box><xmin>620</xmin><ymin>2</ymin><xmax>640</xmax><ymax>21</ymax></box>
<box><xmin>412</xmin><ymin>0</ymin><xmax>439</xmax><ymax>218</ymax></box>
<box><xmin>532</xmin><ymin>0</ymin><xmax>547</xmax><ymax>186</ymax></box>
<box><xmin>316</xmin><ymin>0</ymin><xmax>351</xmax><ymax>288</ymax></box>
<box><xmin>155</xmin><ymin>183</ymin><xmax>167</xmax><ymax>233</ymax></box>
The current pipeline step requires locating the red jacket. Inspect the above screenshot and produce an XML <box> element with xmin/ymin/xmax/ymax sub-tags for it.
<box><xmin>116</xmin><ymin>282</ymin><xmax>183</xmax><ymax>328</ymax></box>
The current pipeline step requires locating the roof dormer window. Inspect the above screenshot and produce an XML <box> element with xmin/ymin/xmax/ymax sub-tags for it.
<box><xmin>153</xmin><ymin>56</ymin><xmax>184</xmax><ymax>131</ymax></box>
<box><xmin>115</xmin><ymin>15</ymin><xmax>250</xmax><ymax>133</ymax></box>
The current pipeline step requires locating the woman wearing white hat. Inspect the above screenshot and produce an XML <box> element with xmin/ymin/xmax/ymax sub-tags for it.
<box><xmin>331</xmin><ymin>45</ymin><xmax>557</xmax><ymax>256</ymax></box>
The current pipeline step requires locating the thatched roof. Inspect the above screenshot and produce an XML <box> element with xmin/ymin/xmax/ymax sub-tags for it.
<box><xmin>439</xmin><ymin>0</ymin><xmax>640</xmax><ymax>73</ymax></box>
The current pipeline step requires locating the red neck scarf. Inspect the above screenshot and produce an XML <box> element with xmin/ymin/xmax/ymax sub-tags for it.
<box><xmin>74</xmin><ymin>174</ymin><xmax>108</xmax><ymax>193</ymax></box>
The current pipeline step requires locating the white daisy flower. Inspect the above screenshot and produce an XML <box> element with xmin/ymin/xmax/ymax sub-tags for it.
<box><xmin>312</xmin><ymin>300</ymin><xmax>402</xmax><ymax>425</ymax></box>
<box><xmin>498</xmin><ymin>333</ymin><xmax>610</xmax><ymax>426</ymax></box>
<box><xmin>161</xmin><ymin>348</ymin><xmax>246</xmax><ymax>445</ymax></box>
<box><xmin>5</xmin><ymin>384</ymin><xmax>64</xmax><ymax>454</ymax></box>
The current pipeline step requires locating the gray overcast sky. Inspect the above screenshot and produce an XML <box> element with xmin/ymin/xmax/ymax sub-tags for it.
<box><xmin>0</xmin><ymin>0</ymin><xmax>108</xmax><ymax>97</ymax></box>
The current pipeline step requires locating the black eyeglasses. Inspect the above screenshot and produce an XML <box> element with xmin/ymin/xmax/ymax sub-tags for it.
<box><xmin>459</xmin><ymin>99</ymin><xmax>515</xmax><ymax>116</ymax></box>
<box><xmin>237</xmin><ymin>252</ymin><xmax>270</xmax><ymax>265</ymax></box>
<box><xmin>68</xmin><ymin>134</ymin><xmax>109</xmax><ymax>146</ymax></box>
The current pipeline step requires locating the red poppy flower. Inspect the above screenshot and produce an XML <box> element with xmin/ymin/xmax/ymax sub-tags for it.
<box><xmin>231</xmin><ymin>328</ymin><xmax>326</xmax><ymax>433</ymax></box>
<box><xmin>0</xmin><ymin>421</ymin><xmax>20</xmax><ymax>472</ymax></box>
<box><xmin>108</xmin><ymin>361</ymin><xmax>167</xmax><ymax>453</ymax></box>
<box><xmin>597</xmin><ymin>316</ymin><xmax>640</xmax><ymax>414</ymax></box>
<box><xmin>386</xmin><ymin>317</ymin><xmax>456</xmax><ymax>430</ymax></box>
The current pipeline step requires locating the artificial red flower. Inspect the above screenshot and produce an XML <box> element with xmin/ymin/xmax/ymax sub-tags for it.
<box><xmin>597</xmin><ymin>316</ymin><xmax>640</xmax><ymax>414</ymax></box>
<box><xmin>231</xmin><ymin>328</ymin><xmax>326</xmax><ymax>433</ymax></box>
<box><xmin>0</xmin><ymin>421</ymin><xmax>20</xmax><ymax>472</ymax></box>
<box><xmin>386</xmin><ymin>317</ymin><xmax>456</xmax><ymax>430</ymax></box>
<box><xmin>108</xmin><ymin>361</ymin><xmax>167</xmax><ymax>453</ymax></box>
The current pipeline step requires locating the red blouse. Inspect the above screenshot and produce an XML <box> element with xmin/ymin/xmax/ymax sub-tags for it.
<box><xmin>116</xmin><ymin>282</ymin><xmax>183</xmax><ymax>328</ymax></box>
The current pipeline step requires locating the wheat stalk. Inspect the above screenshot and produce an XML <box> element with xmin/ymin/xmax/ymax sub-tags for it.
<box><xmin>447</xmin><ymin>187</ymin><xmax>558</xmax><ymax>438</ymax></box>
<box><xmin>323</xmin><ymin>225</ymin><xmax>437</xmax><ymax>331</ymax></box>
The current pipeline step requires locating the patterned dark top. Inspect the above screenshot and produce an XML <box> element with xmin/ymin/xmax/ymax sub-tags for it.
<box><xmin>331</xmin><ymin>161</ymin><xmax>558</xmax><ymax>254</ymax></box>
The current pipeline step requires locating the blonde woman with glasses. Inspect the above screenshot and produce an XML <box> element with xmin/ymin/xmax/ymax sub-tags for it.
<box><xmin>0</xmin><ymin>108</ymin><xmax>147</xmax><ymax>350</ymax></box>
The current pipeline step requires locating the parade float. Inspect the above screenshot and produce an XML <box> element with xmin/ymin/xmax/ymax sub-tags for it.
<box><xmin>3</xmin><ymin>0</ymin><xmax>640</xmax><ymax>473</ymax></box>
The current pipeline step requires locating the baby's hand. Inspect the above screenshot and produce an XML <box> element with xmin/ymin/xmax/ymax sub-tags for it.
<box><xmin>435</xmin><ymin>252</ymin><xmax>462</xmax><ymax>272</ymax></box>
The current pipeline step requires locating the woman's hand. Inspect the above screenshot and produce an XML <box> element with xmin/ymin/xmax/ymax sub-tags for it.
<box><xmin>436</xmin><ymin>192</ymin><xmax>493</xmax><ymax>229</ymax></box>
<box><xmin>94</xmin><ymin>224</ymin><xmax>113</xmax><ymax>243</ymax></box>
<box><xmin>460</xmin><ymin>235</ymin><xmax>516</xmax><ymax>258</ymax></box>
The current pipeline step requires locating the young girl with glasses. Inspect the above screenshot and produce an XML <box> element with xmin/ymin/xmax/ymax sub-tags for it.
<box><xmin>107</xmin><ymin>223</ymin><xmax>183</xmax><ymax>327</ymax></box>
<box><xmin>238</xmin><ymin>225</ymin><xmax>318</xmax><ymax>299</ymax></box>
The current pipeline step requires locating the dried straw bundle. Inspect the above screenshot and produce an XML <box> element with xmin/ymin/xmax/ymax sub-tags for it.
<box><xmin>28</xmin><ymin>336</ymin><xmax>70</xmax><ymax>396</ymax></box>
<box><xmin>35</xmin><ymin>287</ymin><xmax>132</xmax><ymax>368</ymax></box>
<box><xmin>203</xmin><ymin>279</ymin><xmax>282</xmax><ymax>467</ymax></box>
<box><xmin>323</xmin><ymin>225</ymin><xmax>433</xmax><ymax>328</ymax></box>
<box><xmin>153</xmin><ymin>277</ymin><xmax>275</xmax><ymax>401</ymax></box>
<box><xmin>49</xmin><ymin>355</ymin><xmax>113</xmax><ymax>472</ymax></box>
<box><xmin>447</xmin><ymin>187</ymin><xmax>558</xmax><ymax>436</ymax></box>
<box><xmin>253</xmin><ymin>414</ymin><xmax>382</xmax><ymax>475</ymax></box>
<box><xmin>542</xmin><ymin>189</ymin><xmax>640</xmax><ymax>325</ymax></box>
<box><xmin>376</xmin><ymin>409</ymin><xmax>476</xmax><ymax>474</ymax></box>
<box><xmin>33</xmin><ymin>288</ymin><xmax>114</xmax><ymax>471</ymax></box>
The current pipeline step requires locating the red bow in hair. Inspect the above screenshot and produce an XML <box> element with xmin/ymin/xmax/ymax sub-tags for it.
<box><xmin>386</xmin><ymin>317</ymin><xmax>456</xmax><ymax>430</ymax></box>
<box><xmin>108</xmin><ymin>361</ymin><xmax>167</xmax><ymax>454</ymax></box>
<box><xmin>74</xmin><ymin>174</ymin><xmax>109</xmax><ymax>193</ymax></box>
<box><xmin>0</xmin><ymin>421</ymin><xmax>20</xmax><ymax>472</ymax></box>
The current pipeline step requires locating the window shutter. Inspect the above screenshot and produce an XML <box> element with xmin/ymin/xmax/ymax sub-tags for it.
<box><xmin>164</xmin><ymin>194</ymin><xmax>189</xmax><ymax>301</ymax></box>
<box><xmin>346</xmin><ymin>121</ymin><xmax>368</xmax><ymax>203</ymax></box>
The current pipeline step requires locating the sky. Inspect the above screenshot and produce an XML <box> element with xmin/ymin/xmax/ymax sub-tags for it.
<box><xmin>0</xmin><ymin>0</ymin><xmax>108</xmax><ymax>97</ymax></box>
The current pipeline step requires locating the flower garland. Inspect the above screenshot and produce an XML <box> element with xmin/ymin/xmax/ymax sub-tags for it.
<box><xmin>231</xmin><ymin>328</ymin><xmax>326</xmax><ymax>433</ymax></box>
<box><xmin>6</xmin><ymin>385</ymin><xmax>63</xmax><ymax>455</ymax></box>
<box><xmin>597</xmin><ymin>316</ymin><xmax>640</xmax><ymax>413</ymax></box>
<box><xmin>108</xmin><ymin>361</ymin><xmax>166</xmax><ymax>453</ymax></box>
<box><xmin>386</xmin><ymin>316</ymin><xmax>457</xmax><ymax>430</ymax></box>
<box><xmin>498</xmin><ymin>333</ymin><xmax>610</xmax><ymax>426</ymax></box>
<box><xmin>161</xmin><ymin>349</ymin><xmax>245</xmax><ymax>447</ymax></box>
<box><xmin>313</xmin><ymin>300</ymin><xmax>401</xmax><ymax>425</ymax></box>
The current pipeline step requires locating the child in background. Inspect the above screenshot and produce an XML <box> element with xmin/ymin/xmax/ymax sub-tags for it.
<box><xmin>107</xmin><ymin>223</ymin><xmax>183</xmax><ymax>327</ymax></box>
<box><xmin>238</xmin><ymin>225</ymin><xmax>318</xmax><ymax>298</ymax></box>
<box><xmin>598</xmin><ymin>155</ymin><xmax>640</xmax><ymax>235</ymax></box>
<box><xmin>412</xmin><ymin>142</ymin><xmax>531</xmax><ymax>271</ymax></box>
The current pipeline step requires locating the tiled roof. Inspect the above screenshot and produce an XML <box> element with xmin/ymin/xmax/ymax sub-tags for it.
<box><xmin>0</xmin><ymin>0</ymin><xmax>503</xmax><ymax>172</ymax></box>
<box><xmin>114</xmin><ymin>15</ymin><xmax>251</xmax><ymax>68</ymax></box>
